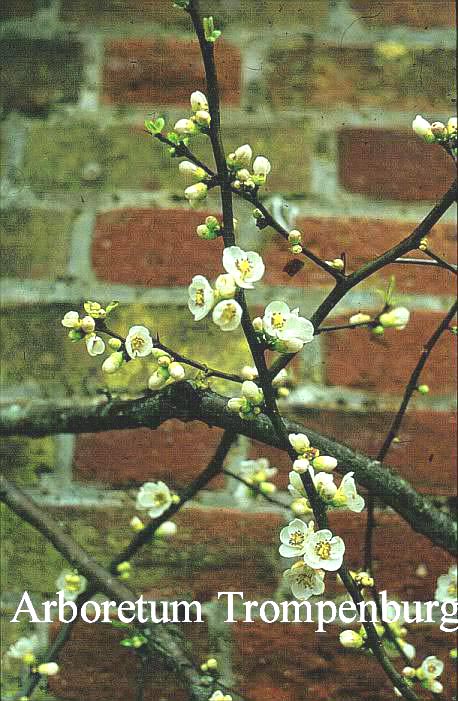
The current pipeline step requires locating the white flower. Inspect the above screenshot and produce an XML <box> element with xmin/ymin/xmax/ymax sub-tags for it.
<box><xmin>412</xmin><ymin>115</ymin><xmax>433</xmax><ymax>139</ymax></box>
<box><xmin>178</xmin><ymin>160</ymin><xmax>206</xmax><ymax>180</ymax></box>
<box><xmin>240</xmin><ymin>365</ymin><xmax>258</xmax><ymax>381</ymax></box>
<box><xmin>288</xmin><ymin>433</ymin><xmax>311</xmax><ymax>454</ymax></box>
<box><xmin>399</xmin><ymin>641</ymin><xmax>416</xmax><ymax>661</ymax></box>
<box><xmin>447</xmin><ymin>116</ymin><xmax>457</xmax><ymax>135</ymax></box>
<box><xmin>102</xmin><ymin>351</ymin><xmax>124</xmax><ymax>374</ymax></box>
<box><xmin>309</xmin><ymin>467</ymin><xmax>337</xmax><ymax>501</ymax></box>
<box><xmin>61</xmin><ymin>311</ymin><xmax>80</xmax><ymax>328</ymax></box>
<box><xmin>333</xmin><ymin>472</ymin><xmax>365</xmax><ymax>513</ymax></box>
<box><xmin>428</xmin><ymin>680</ymin><xmax>444</xmax><ymax>694</ymax></box>
<box><xmin>303</xmin><ymin>528</ymin><xmax>345</xmax><ymax>571</ymax></box>
<box><xmin>190</xmin><ymin>90</ymin><xmax>208</xmax><ymax>112</ymax></box>
<box><xmin>125</xmin><ymin>325</ymin><xmax>153</xmax><ymax>359</ymax></box>
<box><xmin>253</xmin><ymin>156</ymin><xmax>271</xmax><ymax>177</ymax></box>
<box><xmin>349</xmin><ymin>312</ymin><xmax>371</xmax><ymax>325</ymax></box>
<box><xmin>279</xmin><ymin>518</ymin><xmax>314</xmax><ymax>557</ymax></box>
<box><xmin>188</xmin><ymin>275</ymin><xmax>215</xmax><ymax>321</ymax></box>
<box><xmin>37</xmin><ymin>662</ymin><xmax>59</xmax><ymax>676</ymax></box>
<box><xmin>80</xmin><ymin>316</ymin><xmax>96</xmax><ymax>333</ymax></box>
<box><xmin>184</xmin><ymin>182</ymin><xmax>208</xmax><ymax>203</ymax></box>
<box><xmin>212</xmin><ymin>299</ymin><xmax>243</xmax><ymax>331</ymax></box>
<box><xmin>379</xmin><ymin>307</ymin><xmax>410</xmax><ymax>330</ymax></box>
<box><xmin>234</xmin><ymin>144</ymin><xmax>252</xmax><ymax>168</ymax></box>
<box><xmin>174</xmin><ymin>118</ymin><xmax>198</xmax><ymax>135</ymax></box>
<box><xmin>85</xmin><ymin>333</ymin><xmax>105</xmax><ymax>356</ymax></box>
<box><xmin>238</xmin><ymin>458</ymin><xmax>277</xmax><ymax>483</ymax></box>
<box><xmin>435</xmin><ymin>564</ymin><xmax>457</xmax><ymax>602</ymax></box>
<box><xmin>148</xmin><ymin>369</ymin><xmax>169</xmax><ymax>390</ymax></box>
<box><xmin>214</xmin><ymin>273</ymin><xmax>237</xmax><ymax>299</ymax></box>
<box><xmin>262</xmin><ymin>301</ymin><xmax>314</xmax><ymax>352</ymax></box>
<box><xmin>56</xmin><ymin>570</ymin><xmax>88</xmax><ymax>601</ymax></box>
<box><xmin>283</xmin><ymin>560</ymin><xmax>325</xmax><ymax>600</ymax></box>
<box><xmin>312</xmin><ymin>455</ymin><xmax>338</xmax><ymax>473</ymax></box>
<box><xmin>227</xmin><ymin>397</ymin><xmax>245</xmax><ymax>413</ymax></box>
<box><xmin>241</xmin><ymin>380</ymin><xmax>263</xmax><ymax>405</ymax></box>
<box><xmin>420</xmin><ymin>656</ymin><xmax>444</xmax><ymax>679</ymax></box>
<box><xmin>136</xmin><ymin>481</ymin><xmax>172</xmax><ymax>518</ymax></box>
<box><xmin>293</xmin><ymin>458</ymin><xmax>310</xmax><ymax>474</ymax></box>
<box><xmin>209</xmin><ymin>692</ymin><xmax>232</xmax><ymax>701</ymax></box>
<box><xmin>168</xmin><ymin>362</ymin><xmax>185</xmax><ymax>380</ymax></box>
<box><xmin>222</xmin><ymin>246</ymin><xmax>265</xmax><ymax>289</ymax></box>
<box><xmin>340</xmin><ymin>630</ymin><xmax>364</xmax><ymax>649</ymax></box>
<box><xmin>7</xmin><ymin>635</ymin><xmax>40</xmax><ymax>660</ymax></box>
<box><xmin>288</xmin><ymin>470</ymin><xmax>307</xmax><ymax>499</ymax></box>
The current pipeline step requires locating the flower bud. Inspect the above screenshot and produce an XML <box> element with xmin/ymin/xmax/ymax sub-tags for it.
<box><xmin>148</xmin><ymin>370</ymin><xmax>168</xmax><ymax>390</ymax></box>
<box><xmin>289</xmin><ymin>433</ymin><xmax>310</xmax><ymax>453</ymax></box>
<box><xmin>447</xmin><ymin>116</ymin><xmax>457</xmax><ymax>135</ymax></box>
<box><xmin>326</xmin><ymin>258</ymin><xmax>345</xmax><ymax>270</ymax></box>
<box><xmin>190</xmin><ymin>90</ymin><xmax>208</xmax><ymax>112</ymax></box>
<box><xmin>108</xmin><ymin>337</ymin><xmax>122</xmax><ymax>350</ymax></box>
<box><xmin>168</xmin><ymin>362</ymin><xmax>186</xmax><ymax>380</ymax></box>
<box><xmin>312</xmin><ymin>455</ymin><xmax>337</xmax><ymax>472</ymax></box>
<box><xmin>233</xmin><ymin>144</ymin><xmax>252</xmax><ymax>168</ymax></box>
<box><xmin>252</xmin><ymin>316</ymin><xmax>263</xmax><ymax>332</ymax></box>
<box><xmin>293</xmin><ymin>458</ymin><xmax>310</xmax><ymax>473</ymax></box>
<box><xmin>259</xmin><ymin>481</ymin><xmax>276</xmax><ymax>495</ymax></box>
<box><xmin>80</xmin><ymin>315</ymin><xmax>96</xmax><ymax>333</ymax></box>
<box><xmin>206</xmin><ymin>657</ymin><xmax>218</xmax><ymax>670</ymax></box>
<box><xmin>272</xmin><ymin>368</ymin><xmax>288</xmax><ymax>387</ymax></box>
<box><xmin>282</xmin><ymin>337</ymin><xmax>304</xmax><ymax>353</ymax></box>
<box><xmin>37</xmin><ymin>663</ymin><xmax>59</xmax><ymax>676</ymax></box>
<box><xmin>61</xmin><ymin>311</ymin><xmax>80</xmax><ymax>328</ymax></box>
<box><xmin>349</xmin><ymin>312</ymin><xmax>371</xmax><ymax>325</ymax></box>
<box><xmin>156</xmin><ymin>521</ymin><xmax>177</xmax><ymax>538</ymax></box>
<box><xmin>241</xmin><ymin>365</ymin><xmax>258</xmax><ymax>381</ymax></box>
<box><xmin>291</xmin><ymin>497</ymin><xmax>312</xmax><ymax>515</ymax></box>
<box><xmin>241</xmin><ymin>380</ymin><xmax>263</xmax><ymax>405</ymax></box>
<box><xmin>102</xmin><ymin>351</ymin><xmax>124</xmax><ymax>374</ymax></box>
<box><xmin>179</xmin><ymin>160</ymin><xmax>206</xmax><ymax>180</ymax></box>
<box><xmin>194</xmin><ymin>110</ymin><xmax>211</xmax><ymax>126</ymax></box>
<box><xmin>417</xmin><ymin>384</ymin><xmax>429</xmax><ymax>395</ymax></box>
<box><xmin>339</xmin><ymin>630</ymin><xmax>364</xmax><ymax>649</ymax></box>
<box><xmin>227</xmin><ymin>397</ymin><xmax>245</xmax><ymax>413</ymax></box>
<box><xmin>379</xmin><ymin>306</ymin><xmax>410</xmax><ymax>330</ymax></box>
<box><xmin>288</xmin><ymin>229</ymin><xmax>302</xmax><ymax>244</ymax></box>
<box><xmin>412</xmin><ymin>115</ymin><xmax>434</xmax><ymax>141</ymax></box>
<box><xmin>130</xmin><ymin>516</ymin><xmax>144</xmax><ymax>532</ymax></box>
<box><xmin>430</xmin><ymin>121</ymin><xmax>446</xmax><ymax>137</ymax></box>
<box><xmin>174</xmin><ymin>118</ymin><xmax>198</xmax><ymax>136</ymax></box>
<box><xmin>253</xmin><ymin>156</ymin><xmax>271</xmax><ymax>177</ymax></box>
<box><xmin>215</xmin><ymin>273</ymin><xmax>237</xmax><ymax>299</ymax></box>
<box><xmin>371</xmin><ymin>324</ymin><xmax>385</xmax><ymax>336</ymax></box>
<box><xmin>402</xmin><ymin>667</ymin><xmax>416</xmax><ymax>678</ymax></box>
<box><xmin>157</xmin><ymin>355</ymin><xmax>172</xmax><ymax>366</ymax></box>
<box><xmin>291</xmin><ymin>245</ymin><xmax>303</xmax><ymax>255</ymax></box>
<box><xmin>184</xmin><ymin>182</ymin><xmax>208</xmax><ymax>203</ymax></box>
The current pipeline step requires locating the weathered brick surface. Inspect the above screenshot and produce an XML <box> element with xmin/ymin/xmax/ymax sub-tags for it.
<box><xmin>74</xmin><ymin>423</ymin><xmax>226</xmax><ymax>488</ymax></box>
<box><xmin>0</xmin><ymin>36</ymin><xmax>83</xmax><ymax>115</ymax></box>
<box><xmin>103</xmin><ymin>39</ymin><xmax>241</xmax><ymax>106</ymax></box>
<box><xmin>338</xmin><ymin>129</ymin><xmax>457</xmax><ymax>201</ymax></box>
<box><xmin>262</xmin><ymin>218</ymin><xmax>457</xmax><ymax>293</ymax></box>
<box><xmin>324</xmin><ymin>311</ymin><xmax>457</xmax><ymax>395</ymax></box>
<box><xmin>0</xmin><ymin>208</ymin><xmax>73</xmax><ymax>279</ymax></box>
<box><xmin>350</xmin><ymin>0</ymin><xmax>456</xmax><ymax>28</ymax></box>
<box><xmin>0</xmin><ymin>0</ymin><xmax>34</xmax><ymax>20</ymax></box>
<box><xmin>268</xmin><ymin>41</ymin><xmax>454</xmax><ymax>111</ymax></box>
<box><xmin>298</xmin><ymin>409</ymin><xmax>457</xmax><ymax>496</ymax></box>
<box><xmin>233</xmin><ymin>622</ymin><xmax>456</xmax><ymax>700</ymax></box>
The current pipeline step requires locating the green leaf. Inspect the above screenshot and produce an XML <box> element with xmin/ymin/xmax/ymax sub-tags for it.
<box><xmin>145</xmin><ymin>117</ymin><xmax>165</xmax><ymax>135</ymax></box>
<box><xmin>106</xmin><ymin>301</ymin><xmax>119</xmax><ymax>314</ymax></box>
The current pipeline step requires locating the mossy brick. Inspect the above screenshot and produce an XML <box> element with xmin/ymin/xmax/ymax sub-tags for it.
<box><xmin>0</xmin><ymin>435</ymin><xmax>56</xmax><ymax>487</ymax></box>
<box><xmin>0</xmin><ymin>209</ymin><xmax>73</xmax><ymax>279</ymax></box>
<box><xmin>268</xmin><ymin>40</ymin><xmax>455</xmax><ymax>111</ymax></box>
<box><xmin>23</xmin><ymin>121</ymin><xmax>163</xmax><ymax>193</ymax></box>
<box><xmin>350</xmin><ymin>0</ymin><xmax>456</xmax><ymax>28</ymax></box>
<box><xmin>0</xmin><ymin>0</ymin><xmax>34</xmax><ymax>20</ymax></box>
<box><xmin>0</xmin><ymin>36</ymin><xmax>83</xmax><ymax>116</ymax></box>
<box><xmin>61</xmin><ymin>0</ymin><xmax>328</xmax><ymax>30</ymax></box>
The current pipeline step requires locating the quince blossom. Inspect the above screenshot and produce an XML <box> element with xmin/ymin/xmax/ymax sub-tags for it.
<box><xmin>340</xmin><ymin>630</ymin><xmax>365</xmax><ymax>649</ymax></box>
<box><xmin>125</xmin><ymin>325</ymin><xmax>153</xmax><ymax>359</ymax></box>
<box><xmin>262</xmin><ymin>301</ymin><xmax>314</xmax><ymax>353</ymax></box>
<box><xmin>61</xmin><ymin>311</ymin><xmax>80</xmax><ymax>328</ymax></box>
<box><xmin>379</xmin><ymin>306</ymin><xmax>410</xmax><ymax>330</ymax></box>
<box><xmin>7</xmin><ymin>635</ymin><xmax>40</xmax><ymax>662</ymax></box>
<box><xmin>283</xmin><ymin>560</ymin><xmax>325</xmax><ymax>600</ymax></box>
<box><xmin>212</xmin><ymin>299</ymin><xmax>243</xmax><ymax>331</ymax></box>
<box><xmin>85</xmin><ymin>333</ymin><xmax>105</xmax><ymax>356</ymax></box>
<box><xmin>303</xmin><ymin>528</ymin><xmax>345</xmax><ymax>571</ymax></box>
<box><xmin>279</xmin><ymin>518</ymin><xmax>314</xmax><ymax>558</ymax></box>
<box><xmin>435</xmin><ymin>564</ymin><xmax>457</xmax><ymax>602</ymax></box>
<box><xmin>190</xmin><ymin>90</ymin><xmax>208</xmax><ymax>112</ymax></box>
<box><xmin>214</xmin><ymin>273</ymin><xmax>237</xmax><ymax>299</ymax></box>
<box><xmin>234</xmin><ymin>457</ymin><xmax>277</xmax><ymax>505</ymax></box>
<box><xmin>188</xmin><ymin>275</ymin><xmax>215</xmax><ymax>321</ymax></box>
<box><xmin>136</xmin><ymin>481</ymin><xmax>172</xmax><ymax>518</ymax></box>
<box><xmin>333</xmin><ymin>472</ymin><xmax>365</xmax><ymax>513</ymax></box>
<box><xmin>222</xmin><ymin>246</ymin><xmax>265</xmax><ymax>289</ymax></box>
<box><xmin>56</xmin><ymin>570</ymin><xmax>88</xmax><ymax>601</ymax></box>
<box><xmin>185</xmin><ymin>182</ymin><xmax>208</xmax><ymax>204</ymax></box>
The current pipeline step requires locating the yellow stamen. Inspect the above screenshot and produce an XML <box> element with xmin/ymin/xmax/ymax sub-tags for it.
<box><xmin>315</xmin><ymin>541</ymin><xmax>332</xmax><ymax>560</ymax></box>
<box><xmin>289</xmin><ymin>530</ymin><xmax>305</xmax><ymax>546</ymax></box>
<box><xmin>236</xmin><ymin>258</ymin><xmax>252</xmax><ymax>277</ymax></box>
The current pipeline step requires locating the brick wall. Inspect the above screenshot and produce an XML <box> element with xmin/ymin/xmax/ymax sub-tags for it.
<box><xmin>1</xmin><ymin>1</ymin><xmax>456</xmax><ymax>700</ymax></box>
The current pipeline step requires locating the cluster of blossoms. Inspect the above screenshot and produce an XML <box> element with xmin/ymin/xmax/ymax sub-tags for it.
<box><xmin>287</xmin><ymin>433</ymin><xmax>364</xmax><ymax>516</ymax></box>
<box><xmin>241</xmin><ymin>364</ymin><xmax>291</xmax><ymax>399</ymax></box>
<box><xmin>56</xmin><ymin>569</ymin><xmax>88</xmax><ymax>601</ymax></box>
<box><xmin>396</xmin><ymin>655</ymin><xmax>445</xmax><ymax>696</ymax></box>
<box><xmin>435</xmin><ymin>563</ymin><xmax>457</xmax><ymax>603</ymax></box>
<box><xmin>412</xmin><ymin>114</ymin><xmax>457</xmax><ymax>150</ymax></box>
<box><xmin>188</xmin><ymin>246</ymin><xmax>265</xmax><ymax>331</ymax></box>
<box><xmin>348</xmin><ymin>305</ymin><xmax>410</xmax><ymax>337</ymax></box>
<box><xmin>227</xmin><ymin>380</ymin><xmax>264</xmax><ymax>420</ymax></box>
<box><xmin>147</xmin><ymin>348</ymin><xmax>186</xmax><ymax>390</ymax></box>
<box><xmin>6</xmin><ymin>635</ymin><xmax>59</xmax><ymax>677</ymax></box>
<box><xmin>233</xmin><ymin>457</ymin><xmax>278</xmax><ymax>505</ymax></box>
<box><xmin>226</xmin><ymin>144</ymin><xmax>272</xmax><ymax>191</ymax></box>
<box><xmin>340</xmin><ymin>620</ymin><xmax>415</xmax><ymax>662</ymax></box>
<box><xmin>135</xmin><ymin>480</ymin><xmax>179</xmax><ymax>525</ymax></box>
<box><xmin>61</xmin><ymin>301</ymin><xmax>118</xmax><ymax>357</ymax></box>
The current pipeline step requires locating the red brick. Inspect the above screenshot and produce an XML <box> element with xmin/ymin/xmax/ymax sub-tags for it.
<box><xmin>262</xmin><ymin>218</ymin><xmax>457</xmax><ymax>293</ymax></box>
<box><xmin>233</xmin><ymin>622</ymin><xmax>456</xmax><ymax>700</ymax></box>
<box><xmin>103</xmin><ymin>39</ymin><xmax>240</xmax><ymax>106</ymax></box>
<box><xmin>324</xmin><ymin>311</ymin><xmax>457</xmax><ymax>395</ymax></box>
<box><xmin>338</xmin><ymin>129</ymin><xmax>456</xmax><ymax>201</ymax></box>
<box><xmin>350</xmin><ymin>0</ymin><xmax>456</xmax><ymax>28</ymax></box>
<box><xmin>74</xmin><ymin>422</ymin><xmax>225</xmax><ymax>488</ymax></box>
<box><xmin>92</xmin><ymin>208</ymin><xmax>224</xmax><ymax>286</ymax></box>
<box><xmin>49</xmin><ymin>620</ymin><xmax>201</xmax><ymax>701</ymax></box>
<box><xmin>300</xmin><ymin>410</ymin><xmax>457</xmax><ymax>496</ymax></box>
<box><xmin>328</xmin><ymin>511</ymin><xmax>454</xmax><ymax>599</ymax></box>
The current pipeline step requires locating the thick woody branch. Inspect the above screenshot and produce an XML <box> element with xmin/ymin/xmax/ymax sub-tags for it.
<box><xmin>1</xmin><ymin>382</ymin><xmax>455</xmax><ymax>555</ymax></box>
<box><xmin>0</xmin><ymin>474</ymin><xmax>245</xmax><ymax>701</ymax></box>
